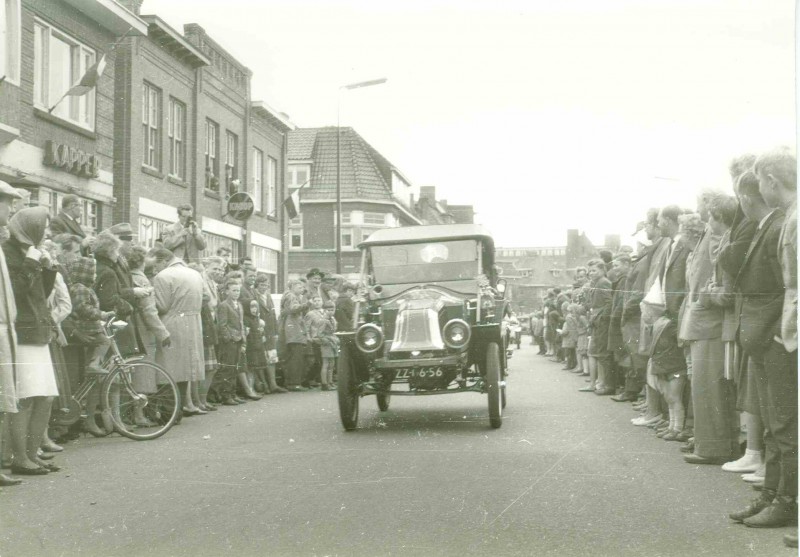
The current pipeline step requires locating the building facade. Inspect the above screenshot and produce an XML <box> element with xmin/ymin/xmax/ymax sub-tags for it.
<box><xmin>112</xmin><ymin>5</ymin><xmax>290</xmax><ymax>291</ymax></box>
<box><xmin>0</xmin><ymin>0</ymin><xmax>147</xmax><ymax>232</ymax></box>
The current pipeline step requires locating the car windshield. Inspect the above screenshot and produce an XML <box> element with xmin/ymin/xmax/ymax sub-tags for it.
<box><xmin>370</xmin><ymin>239</ymin><xmax>480</xmax><ymax>285</ymax></box>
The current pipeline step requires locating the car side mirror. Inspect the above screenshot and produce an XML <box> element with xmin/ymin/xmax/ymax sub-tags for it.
<box><xmin>496</xmin><ymin>279</ymin><xmax>507</xmax><ymax>297</ymax></box>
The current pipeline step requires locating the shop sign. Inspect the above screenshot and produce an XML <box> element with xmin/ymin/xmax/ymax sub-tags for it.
<box><xmin>43</xmin><ymin>140</ymin><xmax>101</xmax><ymax>178</ymax></box>
<box><xmin>227</xmin><ymin>192</ymin><xmax>255</xmax><ymax>221</ymax></box>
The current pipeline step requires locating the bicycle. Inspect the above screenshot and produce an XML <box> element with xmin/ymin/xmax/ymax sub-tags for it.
<box><xmin>52</xmin><ymin>315</ymin><xmax>181</xmax><ymax>441</ymax></box>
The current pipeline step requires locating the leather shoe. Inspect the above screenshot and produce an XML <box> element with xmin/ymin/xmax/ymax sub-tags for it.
<box><xmin>0</xmin><ymin>473</ymin><xmax>22</xmax><ymax>486</ymax></box>
<box><xmin>578</xmin><ymin>386</ymin><xmax>595</xmax><ymax>392</ymax></box>
<box><xmin>784</xmin><ymin>532</ymin><xmax>798</xmax><ymax>548</ymax></box>
<box><xmin>611</xmin><ymin>392</ymin><xmax>637</xmax><ymax>402</ymax></box>
<box><xmin>594</xmin><ymin>387</ymin><xmax>615</xmax><ymax>396</ymax></box>
<box><xmin>10</xmin><ymin>465</ymin><xmax>49</xmax><ymax>476</ymax></box>
<box><xmin>679</xmin><ymin>441</ymin><xmax>695</xmax><ymax>454</ymax></box>
<box><xmin>744</xmin><ymin>496</ymin><xmax>797</xmax><ymax>528</ymax></box>
<box><xmin>684</xmin><ymin>454</ymin><xmax>730</xmax><ymax>465</ymax></box>
<box><xmin>730</xmin><ymin>490</ymin><xmax>775</xmax><ymax>522</ymax></box>
<box><xmin>222</xmin><ymin>399</ymin><xmax>238</xmax><ymax>406</ymax></box>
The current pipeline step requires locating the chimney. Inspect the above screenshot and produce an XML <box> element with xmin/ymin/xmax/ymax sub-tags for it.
<box><xmin>117</xmin><ymin>0</ymin><xmax>143</xmax><ymax>15</ymax></box>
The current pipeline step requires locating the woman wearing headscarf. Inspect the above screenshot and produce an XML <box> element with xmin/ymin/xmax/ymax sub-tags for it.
<box><xmin>2</xmin><ymin>207</ymin><xmax>61</xmax><ymax>475</ymax></box>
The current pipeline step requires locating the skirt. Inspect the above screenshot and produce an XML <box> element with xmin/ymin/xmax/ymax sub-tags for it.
<box><xmin>16</xmin><ymin>344</ymin><xmax>58</xmax><ymax>399</ymax></box>
<box><xmin>204</xmin><ymin>343</ymin><xmax>219</xmax><ymax>372</ymax></box>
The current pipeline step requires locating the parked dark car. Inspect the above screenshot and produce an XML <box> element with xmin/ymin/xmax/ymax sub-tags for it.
<box><xmin>336</xmin><ymin>224</ymin><xmax>509</xmax><ymax>430</ymax></box>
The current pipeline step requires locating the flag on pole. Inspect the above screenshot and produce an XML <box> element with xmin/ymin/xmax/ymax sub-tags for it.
<box><xmin>49</xmin><ymin>54</ymin><xmax>107</xmax><ymax>113</ymax></box>
<box><xmin>66</xmin><ymin>54</ymin><xmax>107</xmax><ymax>97</ymax></box>
<box><xmin>283</xmin><ymin>189</ymin><xmax>300</xmax><ymax>220</ymax></box>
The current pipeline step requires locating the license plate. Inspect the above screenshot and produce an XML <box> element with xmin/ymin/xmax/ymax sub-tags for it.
<box><xmin>394</xmin><ymin>367</ymin><xmax>443</xmax><ymax>379</ymax></box>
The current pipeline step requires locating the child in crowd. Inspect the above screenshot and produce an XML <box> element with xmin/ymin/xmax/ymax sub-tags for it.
<box><xmin>63</xmin><ymin>256</ymin><xmax>114</xmax><ymax>436</ymax></box>
<box><xmin>303</xmin><ymin>294</ymin><xmax>325</xmax><ymax>388</ymax></box>
<box><xmin>216</xmin><ymin>281</ymin><xmax>248</xmax><ymax>405</ymax></box>
<box><xmin>64</xmin><ymin>257</ymin><xmax>113</xmax><ymax>373</ymax></box>
<box><xmin>560</xmin><ymin>303</ymin><xmax>579</xmax><ymax>371</ymax></box>
<box><xmin>245</xmin><ymin>299</ymin><xmax>269</xmax><ymax>394</ymax></box>
<box><xmin>575</xmin><ymin>305</ymin><xmax>590</xmax><ymax>376</ymax></box>
<box><xmin>313</xmin><ymin>300</ymin><xmax>339</xmax><ymax>390</ymax></box>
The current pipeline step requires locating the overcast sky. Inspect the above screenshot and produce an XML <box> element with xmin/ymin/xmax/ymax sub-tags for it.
<box><xmin>144</xmin><ymin>0</ymin><xmax>795</xmax><ymax>247</ymax></box>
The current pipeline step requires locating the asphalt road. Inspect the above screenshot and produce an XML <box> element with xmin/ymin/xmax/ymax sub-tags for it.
<box><xmin>1</xmin><ymin>340</ymin><xmax>792</xmax><ymax>557</ymax></box>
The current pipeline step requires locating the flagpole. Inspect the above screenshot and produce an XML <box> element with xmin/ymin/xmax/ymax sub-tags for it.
<box><xmin>48</xmin><ymin>91</ymin><xmax>71</xmax><ymax>114</ymax></box>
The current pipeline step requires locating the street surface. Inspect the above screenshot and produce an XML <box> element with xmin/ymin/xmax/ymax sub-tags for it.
<box><xmin>1</xmin><ymin>340</ymin><xmax>790</xmax><ymax>557</ymax></box>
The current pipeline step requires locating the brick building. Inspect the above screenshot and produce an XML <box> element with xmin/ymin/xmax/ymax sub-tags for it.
<box><xmin>496</xmin><ymin>229</ymin><xmax>618</xmax><ymax>313</ymax></box>
<box><xmin>0</xmin><ymin>0</ymin><xmax>147</xmax><ymax>232</ymax></box>
<box><xmin>112</xmin><ymin>5</ymin><xmax>290</xmax><ymax>290</ymax></box>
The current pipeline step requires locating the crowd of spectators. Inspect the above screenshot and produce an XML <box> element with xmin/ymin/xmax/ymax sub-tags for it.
<box><xmin>529</xmin><ymin>147</ymin><xmax>797</xmax><ymax>545</ymax></box>
<box><xmin>0</xmin><ymin>198</ymin><xmax>355</xmax><ymax>490</ymax></box>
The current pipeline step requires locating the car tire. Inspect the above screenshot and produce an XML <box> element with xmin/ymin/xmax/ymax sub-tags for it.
<box><xmin>486</xmin><ymin>342</ymin><xmax>503</xmax><ymax>429</ymax></box>
<box><xmin>377</xmin><ymin>393</ymin><xmax>391</xmax><ymax>411</ymax></box>
<box><xmin>337</xmin><ymin>347</ymin><xmax>359</xmax><ymax>431</ymax></box>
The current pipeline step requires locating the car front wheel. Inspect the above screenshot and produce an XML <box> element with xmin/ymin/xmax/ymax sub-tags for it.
<box><xmin>486</xmin><ymin>342</ymin><xmax>503</xmax><ymax>428</ymax></box>
<box><xmin>337</xmin><ymin>347</ymin><xmax>360</xmax><ymax>431</ymax></box>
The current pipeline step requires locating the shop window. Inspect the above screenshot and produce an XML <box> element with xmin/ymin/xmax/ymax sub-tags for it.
<box><xmin>205</xmin><ymin>120</ymin><xmax>219</xmax><ymax>192</ymax></box>
<box><xmin>202</xmin><ymin>232</ymin><xmax>240</xmax><ymax>262</ymax></box>
<box><xmin>266</xmin><ymin>156</ymin><xmax>277</xmax><ymax>216</ymax></box>
<box><xmin>341</xmin><ymin>228</ymin><xmax>353</xmax><ymax>249</ymax></box>
<box><xmin>251</xmin><ymin>147</ymin><xmax>263</xmax><ymax>213</ymax></box>
<box><xmin>251</xmin><ymin>245</ymin><xmax>279</xmax><ymax>290</ymax></box>
<box><xmin>142</xmin><ymin>82</ymin><xmax>160</xmax><ymax>169</ymax></box>
<box><xmin>33</xmin><ymin>19</ymin><xmax>96</xmax><ymax>130</ymax></box>
<box><xmin>138</xmin><ymin>215</ymin><xmax>171</xmax><ymax>249</ymax></box>
<box><xmin>167</xmin><ymin>98</ymin><xmax>185</xmax><ymax>179</ymax></box>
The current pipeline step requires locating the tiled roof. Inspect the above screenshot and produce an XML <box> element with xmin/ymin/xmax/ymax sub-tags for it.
<box><xmin>287</xmin><ymin>127</ymin><xmax>394</xmax><ymax>202</ymax></box>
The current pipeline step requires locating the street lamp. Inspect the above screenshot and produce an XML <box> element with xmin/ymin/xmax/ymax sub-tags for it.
<box><xmin>336</xmin><ymin>77</ymin><xmax>387</xmax><ymax>274</ymax></box>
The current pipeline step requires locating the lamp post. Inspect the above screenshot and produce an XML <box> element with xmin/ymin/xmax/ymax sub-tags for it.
<box><xmin>336</xmin><ymin>78</ymin><xmax>387</xmax><ymax>274</ymax></box>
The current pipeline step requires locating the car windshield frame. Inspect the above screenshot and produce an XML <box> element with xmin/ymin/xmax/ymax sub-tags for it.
<box><xmin>368</xmin><ymin>239</ymin><xmax>482</xmax><ymax>286</ymax></box>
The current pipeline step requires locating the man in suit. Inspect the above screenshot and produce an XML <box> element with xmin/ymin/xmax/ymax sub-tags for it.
<box><xmin>48</xmin><ymin>194</ymin><xmax>85</xmax><ymax>238</ymax></box>
<box><xmin>757</xmin><ymin>149</ymin><xmax>798</xmax><ymax>548</ymax></box>
<box><xmin>728</xmin><ymin>168</ymin><xmax>795</xmax><ymax>528</ymax></box>
<box><xmin>681</xmin><ymin>192</ymin><xmax>739</xmax><ymax>464</ymax></box>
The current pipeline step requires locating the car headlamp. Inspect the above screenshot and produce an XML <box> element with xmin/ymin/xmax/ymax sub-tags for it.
<box><xmin>355</xmin><ymin>323</ymin><xmax>384</xmax><ymax>353</ymax></box>
<box><xmin>443</xmin><ymin>319</ymin><xmax>471</xmax><ymax>349</ymax></box>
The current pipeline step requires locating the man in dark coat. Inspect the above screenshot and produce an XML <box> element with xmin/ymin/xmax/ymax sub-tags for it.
<box><xmin>728</xmin><ymin>156</ymin><xmax>797</xmax><ymax>529</ymax></box>
<box><xmin>48</xmin><ymin>194</ymin><xmax>86</xmax><ymax>238</ymax></box>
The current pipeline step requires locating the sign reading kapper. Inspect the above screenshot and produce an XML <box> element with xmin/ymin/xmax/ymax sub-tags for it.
<box><xmin>227</xmin><ymin>192</ymin><xmax>255</xmax><ymax>221</ymax></box>
<box><xmin>43</xmin><ymin>140</ymin><xmax>101</xmax><ymax>178</ymax></box>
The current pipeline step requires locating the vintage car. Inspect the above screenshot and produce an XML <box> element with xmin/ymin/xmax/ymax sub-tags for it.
<box><xmin>337</xmin><ymin>224</ymin><xmax>509</xmax><ymax>430</ymax></box>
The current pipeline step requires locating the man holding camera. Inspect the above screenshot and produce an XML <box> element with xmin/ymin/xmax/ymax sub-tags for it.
<box><xmin>162</xmin><ymin>204</ymin><xmax>207</xmax><ymax>264</ymax></box>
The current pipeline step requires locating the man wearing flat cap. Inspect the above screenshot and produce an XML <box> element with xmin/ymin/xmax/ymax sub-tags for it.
<box><xmin>49</xmin><ymin>194</ymin><xmax>86</xmax><ymax>238</ymax></box>
<box><xmin>0</xmin><ymin>181</ymin><xmax>22</xmax><ymax>487</ymax></box>
<box><xmin>162</xmin><ymin>204</ymin><xmax>206</xmax><ymax>264</ymax></box>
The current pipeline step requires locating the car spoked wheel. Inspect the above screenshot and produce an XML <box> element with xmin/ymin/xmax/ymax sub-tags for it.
<box><xmin>485</xmin><ymin>342</ymin><xmax>503</xmax><ymax>428</ymax></box>
<box><xmin>337</xmin><ymin>347</ymin><xmax>360</xmax><ymax>431</ymax></box>
<box><xmin>377</xmin><ymin>393</ymin><xmax>391</xmax><ymax>411</ymax></box>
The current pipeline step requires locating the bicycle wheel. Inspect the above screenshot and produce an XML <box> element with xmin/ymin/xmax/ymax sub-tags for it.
<box><xmin>100</xmin><ymin>361</ymin><xmax>180</xmax><ymax>440</ymax></box>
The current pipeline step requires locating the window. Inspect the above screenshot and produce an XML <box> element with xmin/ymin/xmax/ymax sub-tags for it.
<box><xmin>0</xmin><ymin>0</ymin><xmax>21</xmax><ymax>84</ymax></box>
<box><xmin>205</xmin><ymin>120</ymin><xmax>219</xmax><ymax>191</ymax></box>
<box><xmin>167</xmin><ymin>98</ymin><xmax>185</xmax><ymax>179</ymax></box>
<box><xmin>266</xmin><ymin>156</ymin><xmax>277</xmax><ymax>216</ymax></box>
<box><xmin>33</xmin><ymin>19</ymin><xmax>96</xmax><ymax>129</ymax></box>
<box><xmin>202</xmin><ymin>232</ymin><xmax>240</xmax><ymax>261</ymax></box>
<box><xmin>288</xmin><ymin>164</ymin><xmax>310</xmax><ymax>188</ymax></box>
<box><xmin>225</xmin><ymin>131</ymin><xmax>238</xmax><ymax>195</ymax></box>
<box><xmin>364</xmin><ymin>212</ymin><xmax>385</xmax><ymax>225</ymax></box>
<box><xmin>251</xmin><ymin>147</ymin><xmax>263</xmax><ymax>213</ymax></box>
<box><xmin>289</xmin><ymin>213</ymin><xmax>302</xmax><ymax>249</ymax></box>
<box><xmin>142</xmin><ymin>82</ymin><xmax>160</xmax><ymax>168</ymax></box>
<box><xmin>138</xmin><ymin>215</ymin><xmax>171</xmax><ymax>249</ymax></box>
<box><xmin>341</xmin><ymin>228</ymin><xmax>353</xmax><ymax>248</ymax></box>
